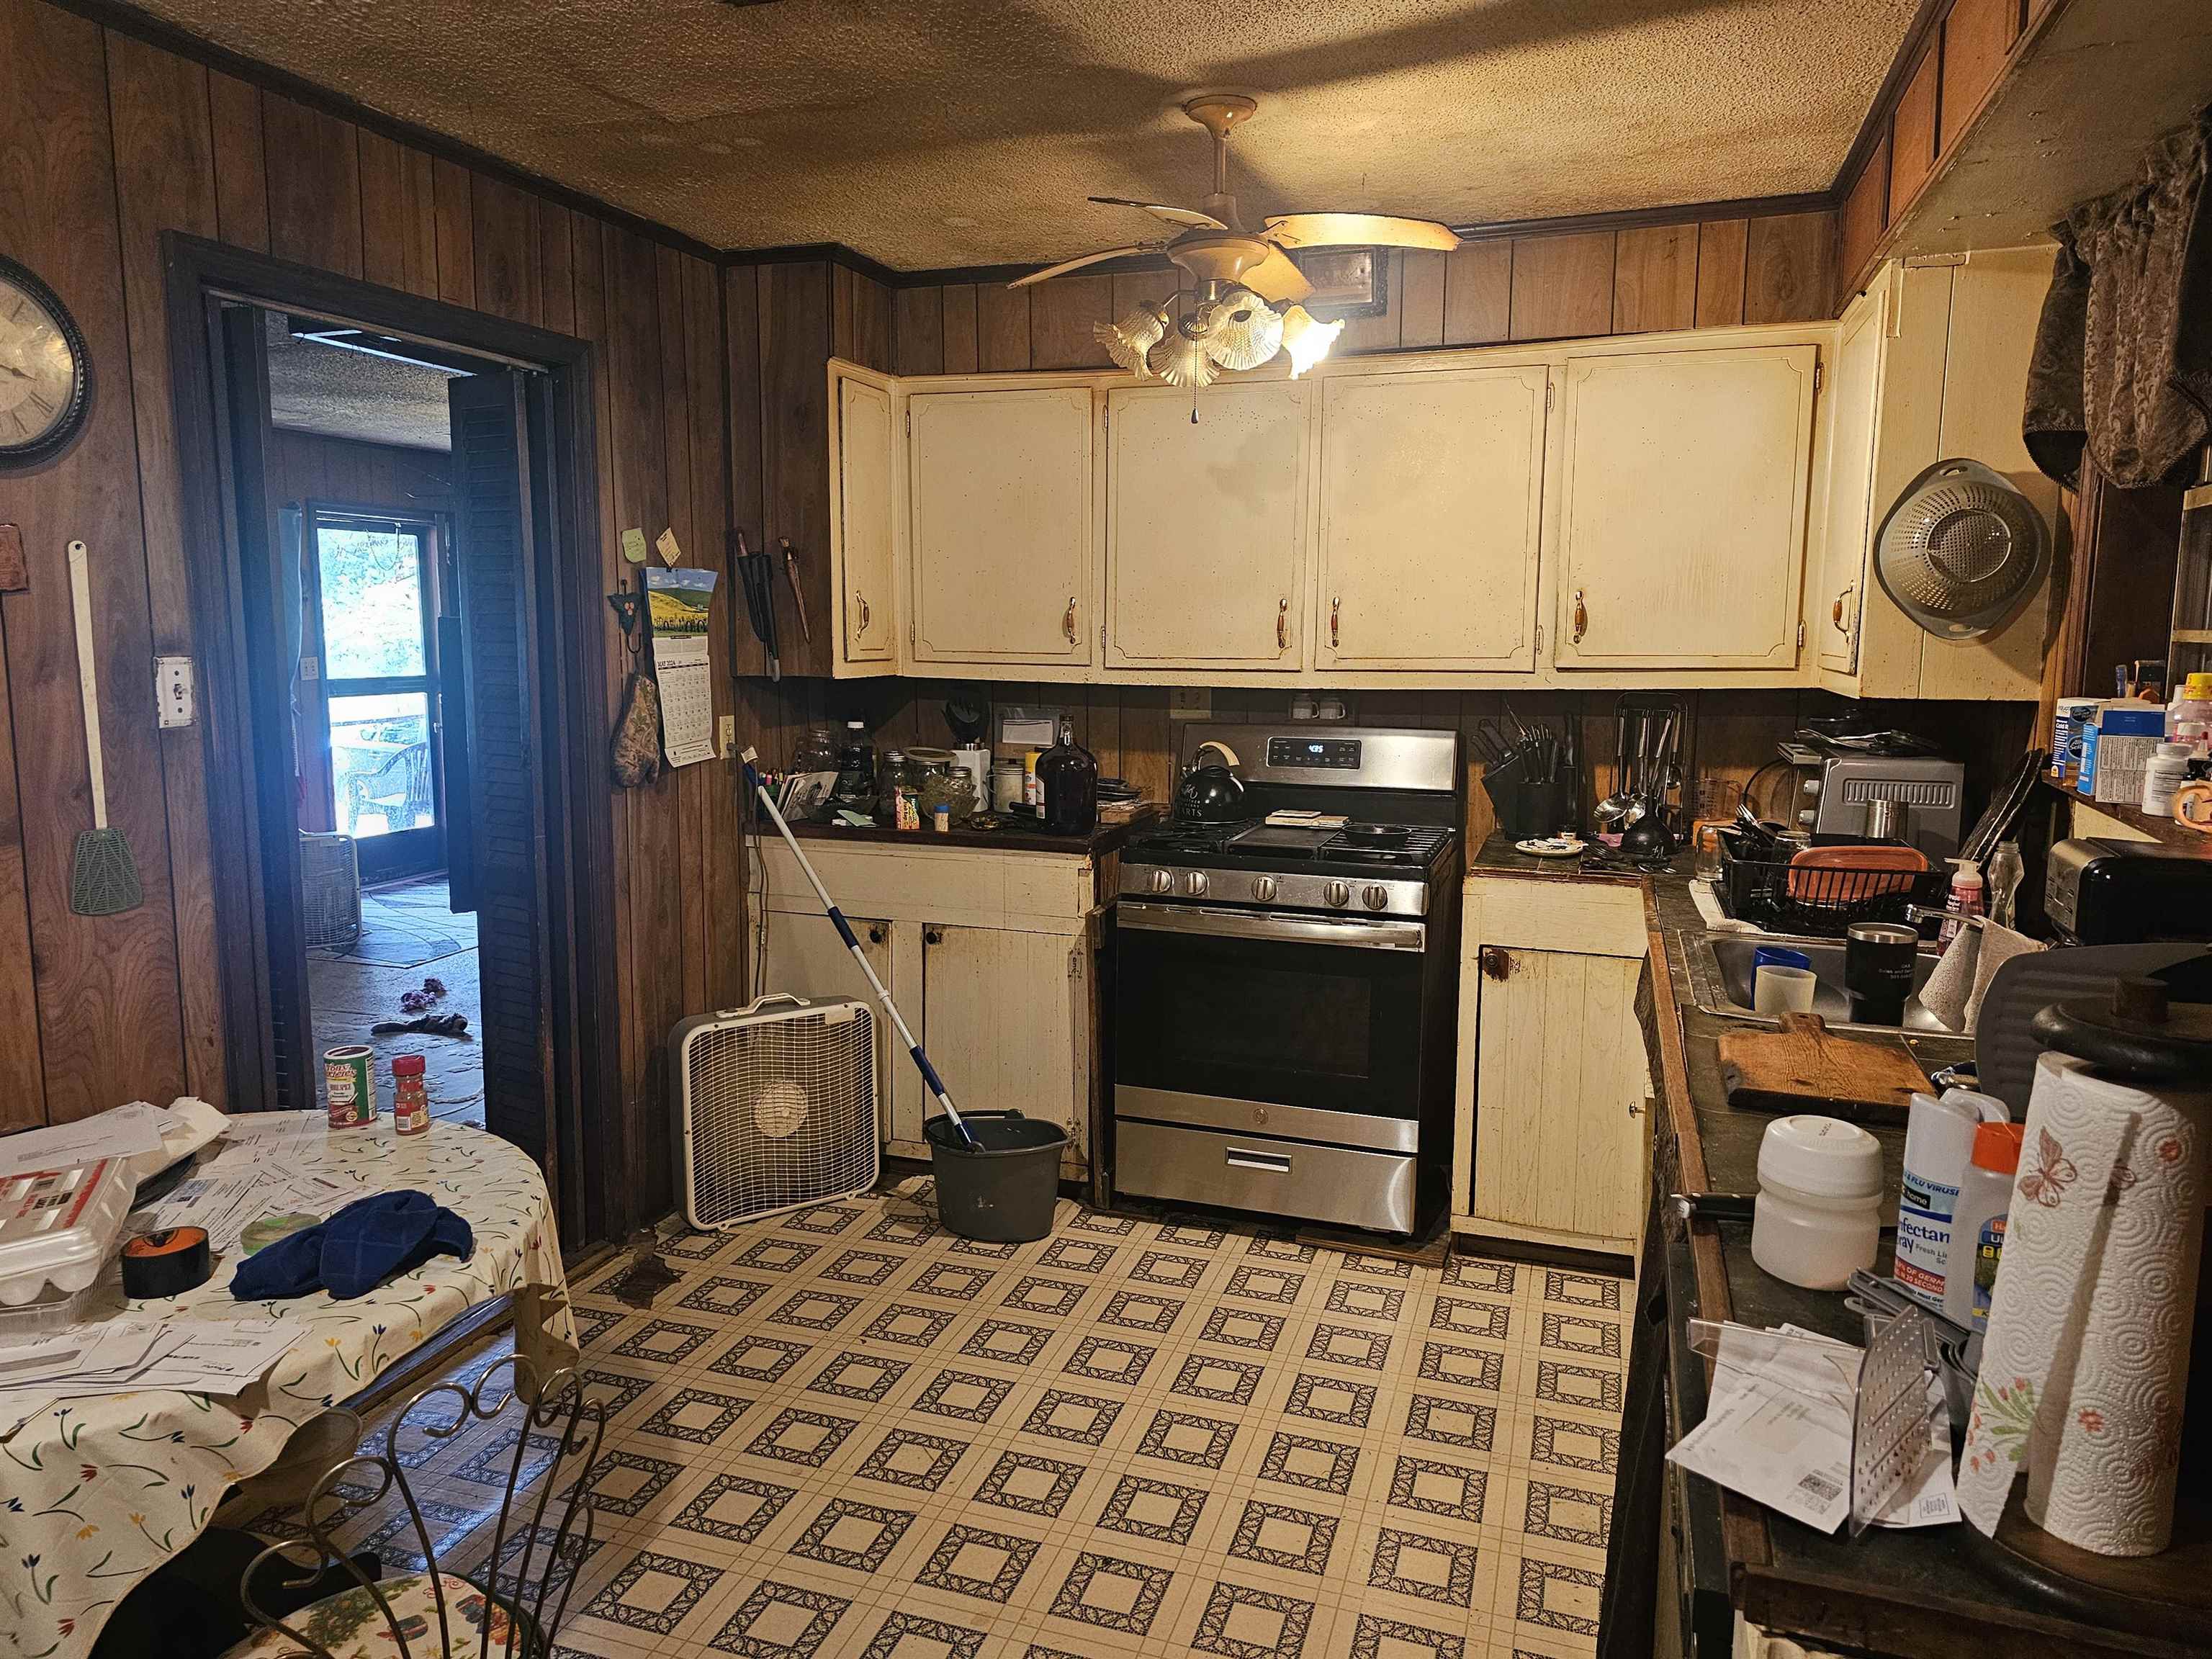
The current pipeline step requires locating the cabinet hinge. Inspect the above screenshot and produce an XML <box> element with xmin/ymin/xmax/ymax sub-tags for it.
<box><xmin>1797</xmin><ymin>620</ymin><xmax>1807</xmax><ymax>649</ymax></box>
<box><xmin>1814</xmin><ymin>361</ymin><xmax>1824</xmax><ymax>392</ymax></box>
<box><xmin>1545</xmin><ymin>382</ymin><xmax>1555</xmax><ymax>411</ymax></box>
<box><xmin>1533</xmin><ymin>622</ymin><xmax>1543</xmax><ymax>654</ymax></box>
<box><xmin>904</xmin><ymin>409</ymin><xmax>912</xmax><ymax>436</ymax></box>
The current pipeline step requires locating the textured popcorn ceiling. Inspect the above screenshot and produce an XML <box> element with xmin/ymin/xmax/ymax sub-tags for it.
<box><xmin>266</xmin><ymin>315</ymin><xmax>464</xmax><ymax>452</ymax></box>
<box><xmin>138</xmin><ymin>0</ymin><xmax>1917</xmax><ymax>268</ymax></box>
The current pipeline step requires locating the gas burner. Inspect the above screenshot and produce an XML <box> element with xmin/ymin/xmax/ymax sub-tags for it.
<box><xmin>1318</xmin><ymin>825</ymin><xmax>1448</xmax><ymax>865</ymax></box>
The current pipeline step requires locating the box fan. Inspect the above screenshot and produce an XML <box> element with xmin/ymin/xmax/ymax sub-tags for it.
<box><xmin>670</xmin><ymin>994</ymin><xmax>879</xmax><ymax>1229</ymax></box>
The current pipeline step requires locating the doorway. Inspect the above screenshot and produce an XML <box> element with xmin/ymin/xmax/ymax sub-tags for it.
<box><xmin>166</xmin><ymin>234</ymin><xmax>620</xmax><ymax>1247</ymax></box>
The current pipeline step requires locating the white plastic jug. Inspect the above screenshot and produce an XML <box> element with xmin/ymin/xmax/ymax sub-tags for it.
<box><xmin>1895</xmin><ymin>1087</ymin><xmax>2009</xmax><ymax>1309</ymax></box>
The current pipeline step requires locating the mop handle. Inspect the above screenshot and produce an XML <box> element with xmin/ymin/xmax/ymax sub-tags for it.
<box><xmin>742</xmin><ymin>752</ymin><xmax>976</xmax><ymax>1148</ymax></box>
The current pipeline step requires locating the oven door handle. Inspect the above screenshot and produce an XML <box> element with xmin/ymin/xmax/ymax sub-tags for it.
<box><xmin>1118</xmin><ymin>900</ymin><xmax>1425</xmax><ymax>952</ymax></box>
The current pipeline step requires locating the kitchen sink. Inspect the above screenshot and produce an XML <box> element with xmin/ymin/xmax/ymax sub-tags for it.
<box><xmin>1689</xmin><ymin>934</ymin><xmax>1955</xmax><ymax>1035</ymax></box>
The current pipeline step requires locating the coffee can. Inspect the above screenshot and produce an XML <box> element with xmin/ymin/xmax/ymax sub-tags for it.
<box><xmin>323</xmin><ymin>1044</ymin><xmax>379</xmax><ymax>1128</ymax></box>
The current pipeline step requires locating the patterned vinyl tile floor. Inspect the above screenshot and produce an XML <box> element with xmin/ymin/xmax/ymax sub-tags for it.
<box><xmin>328</xmin><ymin>1184</ymin><xmax>1629</xmax><ymax>1659</ymax></box>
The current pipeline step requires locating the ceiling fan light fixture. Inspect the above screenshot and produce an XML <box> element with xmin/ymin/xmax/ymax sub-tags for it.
<box><xmin>1096</xmin><ymin>305</ymin><xmax>1169</xmax><ymax>376</ymax></box>
<box><xmin>1204</xmin><ymin>288</ymin><xmax>1283</xmax><ymax>371</ymax></box>
<box><xmin>1279</xmin><ymin>305</ymin><xmax>1344</xmax><ymax>378</ymax></box>
<box><xmin>1149</xmin><ymin>330</ymin><xmax>1219</xmax><ymax>389</ymax></box>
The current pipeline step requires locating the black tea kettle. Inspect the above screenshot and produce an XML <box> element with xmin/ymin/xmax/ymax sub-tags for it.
<box><xmin>1176</xmin><ymin>740</ymin><xmax>1249</xmax><ymax>822</ymax></box>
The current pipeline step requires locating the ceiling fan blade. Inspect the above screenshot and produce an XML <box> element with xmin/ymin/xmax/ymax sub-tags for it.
<box><xmin>1264</xmin><ymin>212</ymin><xmax>1462</xmax><ymax>252</ymax></box>
<box><xmin>1088</xmin><ymin>197</ymin><xmax>1228</xmax><ymax>231</ymax></box>
<box><xmin>1009</xmin><ymin>244</ymin><xmax>1161</xmax><ymax>288</ymax></box>
<box><xmin>1239</xmin><ymin>246</ymin><xmax>1313</xmax><ymax>306</ymax></box>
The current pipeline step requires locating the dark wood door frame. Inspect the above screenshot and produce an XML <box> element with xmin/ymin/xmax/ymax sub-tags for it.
<box><xmin>163</xmin><ymin>232</ymin><xmax>619</xmax><ymax>1246</ymax></box>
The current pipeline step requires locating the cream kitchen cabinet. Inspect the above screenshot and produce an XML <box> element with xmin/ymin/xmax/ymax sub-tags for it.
<box><xmin>1316</xmin><ymin>367</ymin><xmax>1550</xmax><ymax>672</ymax></box>
<box><xmin>907</xmin><ymin>387</ymin><xmax>1095</xmax><ymax>667</ymax></box>
<box><xmin>1552</xmin><ymin>342</ymin><xmax>1818</xmax><ymax>671</ymax></box>
<box><xmin>1452</xmin><ymin>873</ymin><xmax>1650</xmax><ymax>1256</ymax></box>
<box><xmin>753</xmin><ymin>836</ymin><xmax>1101</xmax><ymax>1174</ymax></box>
<box><xmin>830</xmin><ymin>365</ymin><xmax>900</xmax><ymax>673</ymax></box>
<box><xmin>1819</xmin><ymin>248</ymin><xmax>2061</xmax><ymax>701</ymax></box>
<box><xmin>1104</xmin><ymin>379</ymin><xmax>1312</xmax><ymax>671</ymax></box>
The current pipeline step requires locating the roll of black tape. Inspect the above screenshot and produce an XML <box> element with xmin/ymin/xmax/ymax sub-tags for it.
<box><xmin>122</xmin><ymin>1225</ymin><xmax>212</xmax><ymax>1298</ymax></box>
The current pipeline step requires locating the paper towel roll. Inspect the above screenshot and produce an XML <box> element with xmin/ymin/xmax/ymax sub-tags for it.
<box><xmin>1956</xmin><ymin>1051</ymin><xmax>2211</xmax><ymax>1555</ymax></box>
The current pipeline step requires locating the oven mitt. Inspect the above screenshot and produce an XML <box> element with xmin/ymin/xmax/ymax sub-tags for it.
<box><xmin>610</xmin><ymin>670</ymin><xmax>662</xmax><ymax>789</ymax></box>
<box><xmin>230</xmin><ymin>1190</ymin><xmax>474</xmax><ymax>1302</ymax></box>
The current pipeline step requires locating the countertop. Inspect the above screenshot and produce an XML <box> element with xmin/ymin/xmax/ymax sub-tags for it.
<box><xmin>786</xmin><ymin>806</ymin><xmax>1159</xmax><ymax>857</ymax></box>
<box><xmin>1470</xmin><ymin>832</ymin><xmax>2190</xmax><ymax>1658</ymax></box>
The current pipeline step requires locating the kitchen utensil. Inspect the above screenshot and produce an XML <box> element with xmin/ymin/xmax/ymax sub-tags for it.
<box><xmin>1620</xmin><ymin>813</ymin><xmax>1673</xmax><ymax>856</ymax></box>
<box><xmin>739</xmin><ymin>747</ymin><xmax>977</xmax><ymax>1149</ymax></box>
<box><xmin>780</xmin><ymin>537</ymin><xmax>811</xmax><ymax>642</ymax></box>
<box><xmin>943</xmin><ymin>693</ymin><xmax>989</xmax><ymax>745</ymax></box>
<box><xmin>1844</xmin><ymin>922</ymin><xmax>1922</xmax><ymax>1025</ymax></box>
<box><xmin>1873</xmin><ymin>457</ymin><xmax>2051</xmax><ymax>639</ymax></box>
<box><xmin>1175</xmin><ymin>739</ymin><xmax>1249</xmax><ymax>822</ymax></box>
<box><xmin>1596</xmin><ymin>707</ymin><xmax>1632</xmax><ymax>824</ymax></box>
<box><xmin>65</xmin><ymin>541</ymin><xmax>141</xmax><ymax>916</ymax></box>
<box><xmin>732</xmin><ymin>529</ymin><xmax>780</xmax><ymax>680</ymax></box>
<box><xmin>1717</xmin><ymin>1012</ymin><xmax>1930</xmax><ymax>1122</ymax></box>
<box><xmin>1957</xmin><ymin>747</ymin><xmax>2049</xmax><ymax>866</ymax></box>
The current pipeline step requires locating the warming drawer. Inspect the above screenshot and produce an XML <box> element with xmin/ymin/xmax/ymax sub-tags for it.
<box><xmin>1115</xmin><ymin>1118</ymin><xmax>1417</xmax><ymax>1234</ymax></box>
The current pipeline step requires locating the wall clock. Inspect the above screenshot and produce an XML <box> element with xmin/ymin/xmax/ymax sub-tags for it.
<box><xmin>0</xmin><ymin>256</ymin><xmax>91</xmax><ymax>466</ymax></box>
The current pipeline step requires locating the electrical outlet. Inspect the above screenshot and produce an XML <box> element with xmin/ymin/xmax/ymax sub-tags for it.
<box><xmin>718</xmin><ymin>714</ymin><xmax>737</xmax><ymax>756</ymax></box>
<box><xmin>155</xmin><ymin>655</ymin><xmax>195</xmax><ymax>728</ymax></box>
<box><xmin>1169</xmin><ymin>688</ymin><xmax>1211</xmax><ymax>720</ymax></box>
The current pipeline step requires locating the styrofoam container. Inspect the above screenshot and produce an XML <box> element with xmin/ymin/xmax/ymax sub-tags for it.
<box><xmin>0</xmin><ymin>1159</ymin><xmax>135</xmax><ymax>1308</ymax></box>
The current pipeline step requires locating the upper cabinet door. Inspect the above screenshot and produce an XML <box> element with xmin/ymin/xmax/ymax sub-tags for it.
<box><xmin>1552</xmin><ymin>343</ymin><xmax>1818</xmax><ymax>670</ymax></box>
<box><xmin>1106</xmin><ymin>380</ymin><xmax>1311</xmax><ymax>670</ymax></box>
<box><xmin>832</xmin><ymin>371</ymin><xmax>899</xmax><ymax>667</ymax></box>
<box><xmin>1817</xmin><ymin>287</ymin><xmax>1886</xmax><ymax>673</ymax></box>
<box><xmin>1318</xmin><ymin>367</ymin><xmax>1548</xmax><ymax>671</ymax></box>
<box><xmin>908</xmin><ymin>387</ymin><xmax>1094</xmax><ymax>665</ymax></box>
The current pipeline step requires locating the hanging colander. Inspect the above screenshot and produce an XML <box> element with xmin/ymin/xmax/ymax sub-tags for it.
<box><xmin>1871</xmin><ymin>458</ymin><xmax>2050</xmax><ymax>639</ymax></box>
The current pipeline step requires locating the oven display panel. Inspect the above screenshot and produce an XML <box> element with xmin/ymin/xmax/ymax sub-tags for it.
<box><xmin>1268</xmin><ymin>737</ymin><xmax>1362</xmax><ymax>770</ymax></box>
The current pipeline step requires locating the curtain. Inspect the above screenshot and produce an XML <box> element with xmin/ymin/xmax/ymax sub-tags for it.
<box><xmin>2026</xmin><ymin>110</ymin><xmax>2212</xmax><ymax>490</ymax></box>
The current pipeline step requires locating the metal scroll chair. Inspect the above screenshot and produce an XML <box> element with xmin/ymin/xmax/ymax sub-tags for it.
<box><xmin>344</xmin><ymin>739</ymin><xmax>435</xmax><ymax>835</ymax></box>
<box><xmin>226</xmin><ymin>1356</ymin><xmax>606</xmax><ymax>1659</ymax></box>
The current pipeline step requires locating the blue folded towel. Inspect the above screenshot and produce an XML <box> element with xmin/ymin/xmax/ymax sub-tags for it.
<box><xmin>230</xmin><ymin>1190</ymin><xmax>474</xmax><ymax>1301</ymax></box>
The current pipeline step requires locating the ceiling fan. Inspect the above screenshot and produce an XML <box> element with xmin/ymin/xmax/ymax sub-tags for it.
<box><xmin>1013</xmin><ymin>94</ymin><xmax>1461</xmax><ymax>387</ymax></box>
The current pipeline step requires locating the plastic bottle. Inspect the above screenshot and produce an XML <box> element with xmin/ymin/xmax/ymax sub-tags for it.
<box><xmin>1984</xmin><ymin>842</ymin><xmax>2025</xmax><ymax>930</ymax></box>
<box><xmin>1938</xmin><ymin>858</ymin><xmax>1984</xmax><ymax>948</ymax></box>
<box><xmin>1943</xmin><ymin>1121</ymin><xmax>2025</xmax><ymax>1328</ymax></box>
<box><xmin>1894</xmin><ymin>1088</ymin><xmax>2009</xmax><ymax>1309</ymax></box>
<box><xmin>392</xmin><ymin>1054</ymin><xmax>429</xmax><ymax>1136</ymax></box>
<box><xmin>2168</xmin><ymin>671</ymin><xmax>2212</xmax><ymax>739</ymax></box>
<box><xmin>1751</xmin><ymin>1116</ymin><xmax>1884</xmax><ymax>1291</ymax></box>
<box><xmin>2144</xmin><ymin>741</ymin><xmax>2193</xmax><ymax>817</ymax></box>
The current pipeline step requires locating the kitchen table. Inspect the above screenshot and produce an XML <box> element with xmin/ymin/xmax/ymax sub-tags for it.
<box><xmin>0</xmin><ymin>1115</ymin><xmax>575</xmax><ymax>1659</ymax></box>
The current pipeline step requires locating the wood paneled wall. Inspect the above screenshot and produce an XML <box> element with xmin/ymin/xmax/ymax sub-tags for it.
<box><xmin>885</xmin><ymin>210</ymin><xmax>1838</xmax><ymax>377</ymax></box>
<box><xmin>0</xmin><ymin>0</ymin><xmax>739</xmax><ymax>1209</ymax></box>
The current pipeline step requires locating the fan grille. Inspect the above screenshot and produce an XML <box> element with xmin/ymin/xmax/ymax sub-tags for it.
<box><xmin>680</xmin><ymin>1001</ymin><xmax>878</xmax><ymax>1228</ymax></box>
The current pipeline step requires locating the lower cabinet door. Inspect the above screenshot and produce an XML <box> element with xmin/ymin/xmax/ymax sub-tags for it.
<box><xmin>758</xmin><ymin>909</ymin><xmax>904</xmax><ymax>1147</ymax></box>
<box><xmin>1471</xmin><ymin>945</ymin><xmax>1647</xmax><ymax>1246</ymax></box>
<box><xmin>921</xmin><ymin>922</ymin><xmax>1088</xmax><ymax>1171</ymax></box>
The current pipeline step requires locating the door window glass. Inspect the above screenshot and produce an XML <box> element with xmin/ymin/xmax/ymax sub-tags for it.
<box><xmin>318</xmin><ymin>525</ymin><xmax>428</xmax><ymax>678</ymax></box>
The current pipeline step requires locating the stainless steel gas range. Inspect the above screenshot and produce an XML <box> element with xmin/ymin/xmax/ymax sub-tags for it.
<box><xmin>1111</xmin><ymin>724</ymin><xmax>1464</xmax><ymax>1236</ymax></box>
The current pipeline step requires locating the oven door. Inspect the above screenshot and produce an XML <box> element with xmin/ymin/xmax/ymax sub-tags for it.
<box><xmin>1114</xmin><ymin>899</ymin><xmax>1425</xmax><ymax>1148</ymax></box>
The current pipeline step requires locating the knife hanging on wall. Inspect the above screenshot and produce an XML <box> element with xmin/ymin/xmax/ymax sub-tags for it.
<box><xmin>733</xmin><ymin>529</ymin><xmax>780</xmax><ymax>680</ymax></box>
<box><xmin>781</xmin><ymin>538</ymin><xmax>811</xmax><ymax>644</ymax></box>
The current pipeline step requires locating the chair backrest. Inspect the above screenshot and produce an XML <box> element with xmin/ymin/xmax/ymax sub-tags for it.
<box><xmin>240</xmin><ymin>1354</ymin><xmax>608</xmax><ymax>1659</ymax></box>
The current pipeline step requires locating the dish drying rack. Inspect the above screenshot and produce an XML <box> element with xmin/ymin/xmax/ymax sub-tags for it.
<box><xmin>1715</xmin><ymin>830</ymin><xmax>1948</xmax><ymax>938</ymax></box>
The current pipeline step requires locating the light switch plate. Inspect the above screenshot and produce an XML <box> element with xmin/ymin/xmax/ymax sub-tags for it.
<box><xmin>1169</xmin><ymin>688</ymin><xmax>1210</xmax><ymax>720</ymax></box>
<box><xmin>155</xmin><ymin>655</ymin><xmax>195</xmax><ymax>728</ymax></box>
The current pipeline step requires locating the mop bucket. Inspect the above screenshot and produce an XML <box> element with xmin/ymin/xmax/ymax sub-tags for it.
<box><xmin>923</xmin><ymin>1111</ymin><xmax>1066</xmax><ymax>1242</ymax></box>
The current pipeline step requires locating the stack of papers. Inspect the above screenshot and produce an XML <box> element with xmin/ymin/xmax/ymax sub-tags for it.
<box><xmin>1667</xmin><ymin>1321</ymin><xmax>1956</xmax><ymax>1532</ymax></box>
<box><xmin>0</xmin><ymin>1318</ymin><xmax>306</xmax><ymax>1429</ymax></box>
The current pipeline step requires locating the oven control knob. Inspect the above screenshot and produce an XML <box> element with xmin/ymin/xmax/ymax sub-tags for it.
<box><xmin>1323</xmin><ymin>880</ymin><xmax>1352</xmax><ymax>908</ymax></box>
<box><xmin>1148</xmin><ymin>868</ymin><xmax>1174</xmax><ymax>894</ymax></box>
<box><xmin>1251</xmin><ymin>875</ymin><xmax>1279</xmax><ymax>903</ymax></box>
<box><xmin>1179</xmin><ymin>870</ymin><xmax>1209</xmax><ymax>896</ymax></box>
<box><xmin>1362</xmin><ymin>884</ymin><xmax>1390</xmax><ymax>911</ymax></box>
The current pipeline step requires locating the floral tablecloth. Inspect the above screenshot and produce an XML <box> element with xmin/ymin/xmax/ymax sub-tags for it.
<box><xmin>0</xmin><ymin>1115</ymin><xmax>573</xmax><ymax>1659</ymax></box>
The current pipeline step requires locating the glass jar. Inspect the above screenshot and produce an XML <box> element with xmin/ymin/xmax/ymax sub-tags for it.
<box><xmin>877</xmin><ymin>750</ymin><xmax>925</xmax><ymax>830</ymax></box>
<box><xmin>792</xmin><ymin>724</ymin><xmax>840</xmax><ymax>776</ymax></box>
<box><xmin>831</xmin><ymin>720</ymin><xmax>876</xmax><ymax>814</ymax></box>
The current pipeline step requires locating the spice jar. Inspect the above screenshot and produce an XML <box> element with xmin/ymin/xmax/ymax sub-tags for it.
<box><xmin>392</xmin><ymin>1054</ymin><xmax>429</xmax><ymax>1136</ymax></box>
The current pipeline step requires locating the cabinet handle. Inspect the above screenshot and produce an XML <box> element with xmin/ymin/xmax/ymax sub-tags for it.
<box><xmin>1831</xmin><ymin>583</ymin><xmax>1855</xmax><ymax>634</ymax></box>
<box><xmin>923</xmin><ymin>926</ymin><xmax>944</xmax><ymax>946</ymax></box>
<box><xmin>1479</xmin><ymin>945</ymin><xmax>1514</xmax><ymax>980</ymax></box>
<box><xmin>1328</xmin><ymin>596</ymin><xmax>1340</xmax><ymax>649</ymax></box>
<box><xmin>866</xmin><ymin>924</ymin><xmax>886</xmax><ymax>945</ymax></box>
<box><xmin>854</xmin><ymin>591</ymin><xmax>871</xmax><ymax>637</ymax></box>
<box><xmin>1063</xmin><ymin>597</ymin><xmax>1078</xmax><ymax>644</ymax></box>
<box><xmin>1571</xmin><ymin>590</ymin><xmax>1588</xmax><ymax>645</ymax></box>
<box><xmin>1277</xmin><ymin>597</ymin><xmax>1290</xmax><ymax>650</ymax></box>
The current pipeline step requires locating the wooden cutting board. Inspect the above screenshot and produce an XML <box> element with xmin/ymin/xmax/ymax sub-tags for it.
<box><xmin>1717</xmin><ymin>1012</ymin><xmax>1930</xmax><ymax>1121</ymax></box>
